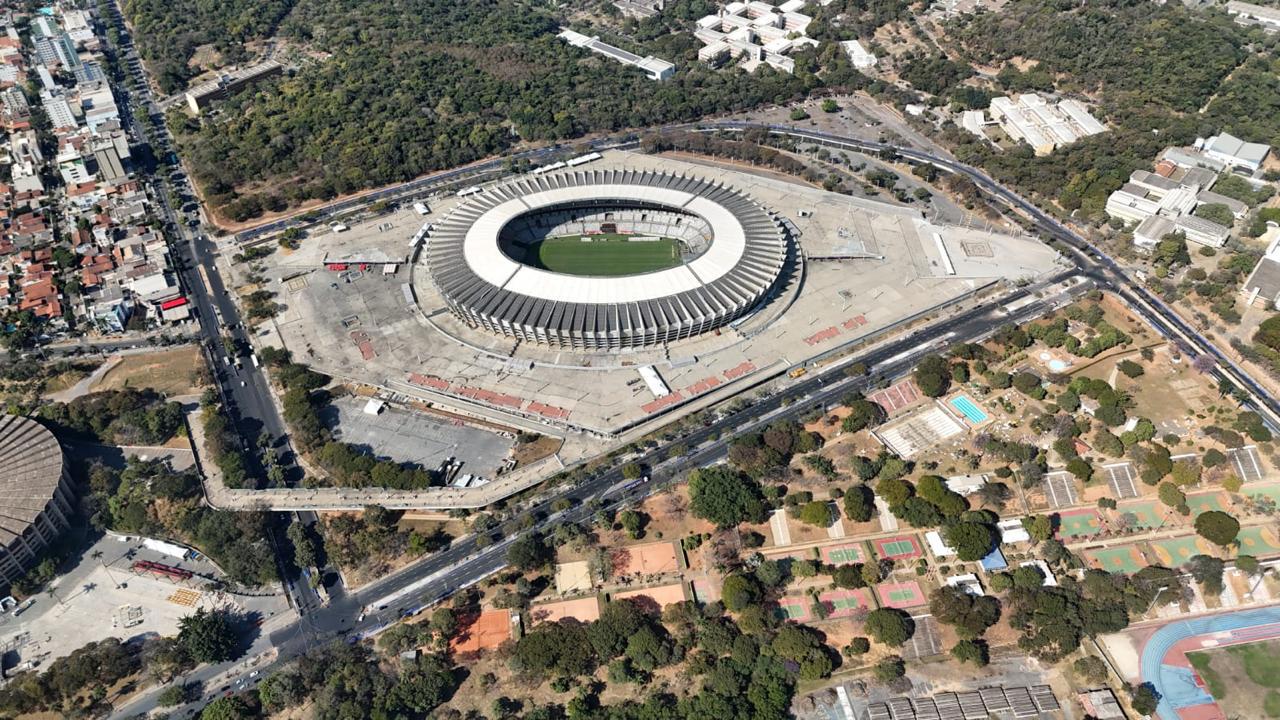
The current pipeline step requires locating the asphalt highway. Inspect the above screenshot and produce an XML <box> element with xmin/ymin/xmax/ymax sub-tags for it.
<box><xmin>109</xmin><ymin>265</ymin><xmax>1088</xmax><ymax>719</ymax></box>
<box><xmin>104</xmin><ymin>119</ymin><xmax>1280</xmax><ymax>716</ymax></box>
<box><xmin>98</xmin><ymin>0</ymin><xmax>326</xmax><ymax>618</ymax></box>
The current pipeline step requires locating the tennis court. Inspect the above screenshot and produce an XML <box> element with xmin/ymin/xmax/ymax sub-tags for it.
<box><xmin>1150</xmin><ymin>535</ymin><xmax>1212</xmax><ymax>566</ymax></box>
<box><xmin>1043</xmin><ymin>471</ymin><xmax>1079</xmax><ymax>509</ymax></box>
<box><xmin>868</xmin><ymin>378</ymin><xmax>922</xmax><ymax>415</ymax></box>
<box><xmin>530</xmin><ymin>597</ymin><xmax>601</xmax><ymax>625</ymax></box>
<box><xmin>778</xmin><ymin>596</ymin><xmax>811</xmax><ymax>621</ymax></box>
<box><xmin>1084</xmin><ymin>544</ymin><xmax>1147</xmax><ymax>574</ymax></box>
<box><xmin>451</xmin><ymin>609</ymin><xmax>514</xmax><ymax>653</ymax></box>
<box><xmin>1116</xmin><ymin>500</ymin><xmax>1166</xmax><ymax>530</ymax></box>
<box><xmin>1235</xmin><ymin>526</ymin><xmax>1280</xmax><ymax>558</ymax></box>
<box><xmin>874</xmin><ymin>535</ymin><xmax>923</xmax><ymax>560</ymax></box>
<box><xmin>1057</xmin><ymin>509</ymin><xmax>1102</xmax><ymax>538</ymax></box>
<box><xmin>819</xmin><ymin>588</ymin><xmax>874</xmax><ymax>618</ymax></box>
<box><xmin>690</xmin><ymin>578</ymin><xmax>721</xmax><ymax>604</ymax></box>
<box><xmin>877</xmin><ymin>581</ymin><xmax>927</xmax><ymax>609</ymax></box>
<box><xmin>1185</xmin><ymin>492</ymin><xmax>1227</xmax><ymax>518</ymax></box>
<box><xmin>820</xmin><ymin>542</ymin><xmax>867</xmax><ymax>565</ymax></box>
<box><xmin>1245</xmin><ymin>482</ymin><xmax>1280</xmax><ymax>505</ymax></box>
<box><xmin>612</xmin><ymin>583</ymin><xmax>687</xmax><ymax>610</ymax></box>
<box><xmin>1228</xmin><ymin>445</ymin><xmax>1266</xmax><ymax>483</ymax></box>
<box><xmin>1104</xmin><ymin>462</ymin><xmax>1139</xmax><ymax>499</ymax></box>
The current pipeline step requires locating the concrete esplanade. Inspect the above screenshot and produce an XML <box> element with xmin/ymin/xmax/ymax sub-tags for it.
<box><xmin>421</xmin><ymin>168</ymin><xmax>789</xmax><ymax>350</ymax></box>
<box><xmin>0</xmin><ymin>415</ymin><xmax>76</xmax><ymax>584</ymax></box>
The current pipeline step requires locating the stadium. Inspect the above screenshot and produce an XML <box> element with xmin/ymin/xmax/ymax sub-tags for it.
<box><xmin>421</xmin><ymin>169</ymin><xmax>790</xmax><ymax>350</ymax></box>
<box><xmin>0</xmin><ymin>415</ymin><xmax>75</xmax><ymax>585</ymax></box>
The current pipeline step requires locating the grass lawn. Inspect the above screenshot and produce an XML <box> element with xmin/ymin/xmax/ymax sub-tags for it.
<box><xmin>1265</xmin><ymin>691</ymin><xmax>1280</xmax><ymax>718</ymax></box>
<box><xmin>1228</xmin><ymin>640</ymin><xmax>1280</xmax><ymax>688</ymax></box>
<box><xmin>530</xmin><ymin>234</ymin><xmax>681</xmax><ymax>276</ymax></box>
<box><xmin>1189</xmin><ymin>652</ymin><xmax>1227</xmax><ymax>699</ymax></box>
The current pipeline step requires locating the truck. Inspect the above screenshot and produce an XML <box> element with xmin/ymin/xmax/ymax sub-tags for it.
<box><xmin>788</xmin><ymin>367</ymin><xmax>808</xmax><ymax>379</ymax></box>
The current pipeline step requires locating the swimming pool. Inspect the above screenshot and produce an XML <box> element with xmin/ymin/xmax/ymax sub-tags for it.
<box><xmin>949</xmin><ymin>395</ymin><xmax>989</xmax><ymax>424</ymax></box>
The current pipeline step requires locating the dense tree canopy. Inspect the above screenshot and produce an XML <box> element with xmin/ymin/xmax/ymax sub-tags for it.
<box><xmin>688</xmin><ymin>466</ymin><xmax>767</xmax><ymax>528</ymax></box>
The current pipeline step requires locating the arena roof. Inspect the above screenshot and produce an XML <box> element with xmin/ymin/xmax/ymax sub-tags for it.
<box><xmin>422</xmin><ymin>169</ymin><xmax>788</xmax><ymax>350</ymax></box>
<box><xmin>0</xmin><ymin>415</ymin><xmax>66</xmax><ymax>543</ymax></box>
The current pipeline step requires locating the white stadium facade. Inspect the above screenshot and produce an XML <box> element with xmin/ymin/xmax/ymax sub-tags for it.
<box><xmin>422</xmin><ymin>169</ymin><xmax>790</xmax><ymax>350</ymax></box>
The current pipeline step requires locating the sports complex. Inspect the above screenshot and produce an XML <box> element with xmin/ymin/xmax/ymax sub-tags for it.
<box><xmin>274</xmin><ymin>148</ymin><xmax>1063</xmax><ymax>447</ymax></box>
<box><xmin>423</xmin><ymin>169</ymin><xmax>789</xmax><ymax>350</ymax></box>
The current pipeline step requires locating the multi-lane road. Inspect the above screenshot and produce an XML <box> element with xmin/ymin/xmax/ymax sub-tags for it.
<box><xmin>97</xmin><ymin>0</ymin><xmax>329</xmax><ymax>617</ymax></box>
<box><xmin>110</xmin><ymin>264</ymin><xmax>1089</xmax><ymax>719</ymax></box>
<box><xmin>92</xmin><ymin>102</ymin><xmax>1280</xmax><ymax>715</ymax></box>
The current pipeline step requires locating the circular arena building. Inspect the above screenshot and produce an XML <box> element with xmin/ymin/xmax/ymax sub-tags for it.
<box><xmin>423</xmin><ymin>169</ymin><xmax>789</xmax><ymax>350</ymax></box>
<box><xmin>0</xmin><ymin>415</ymin><xmax>75</xmax><ymax>585</ymax></box>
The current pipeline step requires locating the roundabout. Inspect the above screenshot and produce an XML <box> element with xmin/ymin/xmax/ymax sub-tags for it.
<box><xmin>420</xmin><ymin>169</ymin><xmax>790</xmax><ymax>351</ymax></box>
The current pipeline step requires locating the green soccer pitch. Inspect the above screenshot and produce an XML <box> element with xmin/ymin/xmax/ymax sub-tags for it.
<box><xmin>529</xmin><ymin>234</ymin><xmax>682</xmax><ymax>277</ymax></box>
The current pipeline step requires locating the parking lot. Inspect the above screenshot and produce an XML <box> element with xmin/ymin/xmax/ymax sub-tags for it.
<box><xmin>321</xmin><ymin>396</ymin><xmax>514</xmax><ymax>477</ymax></box>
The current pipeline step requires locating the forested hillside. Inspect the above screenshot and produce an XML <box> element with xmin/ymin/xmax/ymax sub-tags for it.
<box><xmin>149</xmin><ymin>0</ymin><xmax>839</xmax><ymax>222</ymax></box>
<box><xmin>121</xmin><ymin>0</ymin><xmax>297</xmax><ymax>92</ymax></box>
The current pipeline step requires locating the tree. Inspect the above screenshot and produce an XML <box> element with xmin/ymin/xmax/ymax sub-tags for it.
<box><xmin>928</xmin><ymin>585</ymin><xmax>1000</xmax><ymax>639</ymax></box>
<box><xmin>771</xmin><ymin>625</ymin><xmax>835</xmax><ymax>680</ymax></box>
<box><xmin>157</xmin><ymin>683</ymin><xmax>191</xmax><ymax>707</ymax></box>
<box><xmin>1073</xmin><ymin>656</ymin><xmax>1108</xmax><ymax>684</ymax></box>
<box><xmin>1117</xmin><ymin>359</ymin><xmax>1145</xmax><ymax>378</ymax></box>
<box><xmin>872</xmin><ymin>655</ymin><xmax>905</xmax><ymax>683</ymax></box>
<box><xmin>950</xmin><ymin>639</ymin><xmax>988</xmax><ymax>666</ymax></box>
<box><xmin>287</xmin><ymin>522</ymin><xmax>320</xmax><ymax>570</ymax></box>
<box><xmin>507</xmin><ymin>532</ymin><xmax>552</xmax><ymax>571</ymax></box>
<box><xmin>722</xmin><ymin>573</ymin><xmax>761</xmax><ymax>612</ymax></box>
<box><xmin>841</xmin><ymin>393</ymin><xmax>886</xmax><ymax>433</ymax></box>
<box><xmin>845</xmin><ymin>637</ymin><xmax>871</xmax><ymax>656</ymax></box>
<box><xmin>864</xmin><ymin>608</ymin><xmax>914</xmax><ymax>646</ymax></box>
<box><xmin>1129</xmin><ymin>683</ymin><xmax>1161</xmax><ymax>716</ymax></box>
<box><xmin>943</xmin><ymin>521</ymin><xmax>997</xmax><ymax>561</ymax></box>
<box><xmin>178</xmin><ymin>608</ymin><xmax>238</xmax><ymax>664</ymax></box>
<box><xmin>618</xmin><ymin>510</ymin><xmax>648</xmax><ymax>539</ymax></box>
<box><xmin>833</xmin><ymin>564</ymin><xmax>866</xmax><ymax>589</ymax></box>
<box><xmin>843</xmin><ymin>484</ymin><xmax>874</xmax><ymax>523</ymax></box>
<box><xmin>861</xmin><ymin>561</ymin><xmax>882</xmax><ymax>586</ymax></box>
<box><xmin>1066</xmin><ymin>457</ymin><xmax>1093</xmax><ymax>482</ymax></box>
<box><xmin>1153</xmin><ymin>232</ymin><xmax>1190</xmax><ymax>268</ymax></box>
<box><xmin>876</xmin><ymin>476</ymin><xmax>913</xmax><ymax>506</ymax></box>
<box><xmin>621</xmin><ymin>462</ymin><xmax>643</xmax><ymax>480</ymax></box>
<box><xmin>1186</xmin><ymin>555</ymin><xmax>1225</xmax><ymax>596</ymax></box>
<box><xmin>688</xmin><ymin>466</ymin><xmax>766</xmax><ymax>528</ymax></box>
<box><xmin>797</xmin><ymin>501</ymin><xmax>833</xmax><ymax>527</ymax></box>
<box><xmin>1194</xmin><ymin>510</ymin><xmax>1240</xmax><ymax>547</ymax></box>
<box><xmin>1157</xmin><ymin>482</ymin><xmax>1187</xmax><ymax>511</ymax></box>
<box><xmin>1021</xmin><ymin>515</ymin><xmax>1053</xmax><ymax>543</ymax></box>
<box><xmin>200</xmin><ymin>696</ymin><xmax>254</xmax><ymax>720</ymax></box>
<box><xmin>914</xmin><ymin>355</ymin><xmax>951</xmax><ymax>397</ymax></box>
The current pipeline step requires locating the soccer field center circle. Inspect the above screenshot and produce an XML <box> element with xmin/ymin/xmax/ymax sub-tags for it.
<box><xmin>423</xmin><ymin>168</ymin><xmax>789</xmax><ymax>350</ymax></box>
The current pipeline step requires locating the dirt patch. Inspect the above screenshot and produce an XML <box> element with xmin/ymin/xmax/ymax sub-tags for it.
<box><xmin>90</xmin><ymin>346</ymin><xmax>209</xmax><ymax>396</ymax></box>
<box><xmin>512</xmin><ymin>434</ymin><xmax>563</xmax><ymax>466</ymax></box>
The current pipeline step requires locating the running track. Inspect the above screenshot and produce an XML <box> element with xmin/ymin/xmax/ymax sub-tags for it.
<box><xmin>1139</xmin><ymin>607</ymin><xmax>1280</xmax><ymax>720</ymax></box>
